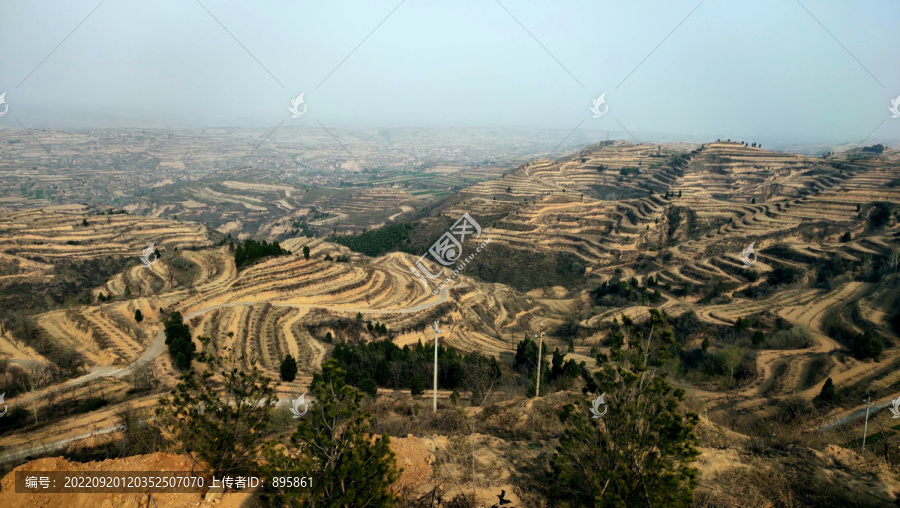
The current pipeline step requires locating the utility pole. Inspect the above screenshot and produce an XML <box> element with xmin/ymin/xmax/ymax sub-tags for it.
<box><xmin>862</xmin><ymin>396</ymin><xmax>871</xmax><ymax>453</ymax></box>
<box><xmin>534</xmin><ymin>323</ymin><xmax>544</xmax><ymax>398</ymax></box>
<box><xmin>431</xmin><ymin>321</ymin><xmax>442</xmax><ymax>413</ymax></box>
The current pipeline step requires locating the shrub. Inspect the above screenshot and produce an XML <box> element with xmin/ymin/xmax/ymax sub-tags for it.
<box><xmin>768</xmin><ymin>266</ymin><xmax>803</xmax><ymax>286</ymax></box>
<box><xmin>853</xmin><ymin>329</ymin><xmax>883</xmax><ymax>361</ymax></box>
<box><xmin>869</xmin><ymin>202</ymin><xmax>892</xmax><ymax>229</ymax></box>
<box><xmin>766</xmin><ymin>326</ymin><xmax>812</xmax><ymax>350</ymax></box>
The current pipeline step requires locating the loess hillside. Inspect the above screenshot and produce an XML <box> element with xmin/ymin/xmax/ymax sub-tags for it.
<box><xmin>2</xmin><ymin>140</ymin><xmax>900</xmax><ymax>506</ymax></box>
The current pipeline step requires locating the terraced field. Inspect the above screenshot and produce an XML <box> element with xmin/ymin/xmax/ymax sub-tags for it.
<box><xmin>2</xmin><ymin>140</ymin><xmax>899</xmax><ymax>462</ymax></box>
<box><xmin>1</xmin><ymin>220</ymin><xmax>543</xmax><ymax>402</ymax></box>
<box><xmin>441</xmin><ymin>141</ymin><xmax>900</xmax><ymax>423</ymax></box>
<box><xmin>0</xmin><ymin>205</ymin><xmax>209</xmax><ymax>263</ymax></box>
<box><xmin>0</xmin><ymin>205</ymin><xmax>212</xmax><ymax>362</ymax></box>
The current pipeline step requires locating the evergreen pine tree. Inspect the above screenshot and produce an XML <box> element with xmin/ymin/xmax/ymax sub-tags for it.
<box><xmin>550</xmin><ymin>310</ymin><xmax>699</xmax><ymax>506</ymax></box>
<box><xmin>164</xmin><ymin>311</ymin><xmax>195</xmax><ymax>370</ymax></box>
<box><xmin>280</xmin><ymin>354</ymin><xmax>298</xmax><ymax>382</ymax></box>
<box><xmin>359</xmin><ymin>376</ymin><xmax>377</xmax><ymax>398</ymax></box>
<box><xmin>156</xmin><ymin>348</ymin><xmax>277</xmax><ymax>475</ymax></box>
<box><xmin>815</xmin><ymin>377</ymin><xmax>836</xmax><ymax>405</ymax></box>
<box><xmin>410</xmin><ymin>373</ymin><xmax>426</xmax><ymax>396</ymax></box>
<box><xmin>751</xmin><ymin>330</ymin><xmax>765</xmax><ymax>345</ymax></box>
<box><xmin>263</xmin><ymin>359</ymin><xmax>400</xmax><ymax>506</ymax></box>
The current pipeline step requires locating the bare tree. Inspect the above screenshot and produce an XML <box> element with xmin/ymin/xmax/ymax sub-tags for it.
<box><xmin>388</xmin><ymin>360</ymin><xmax>402</xmax><ymax>388</ymax></box>
<box><xmin>886</xmin><ymin>249</ymin><xmax>899</xmax><ymax>272</ymax></box>
<box><xmin>464</xmin><ymin>359</ymin><xmax>500</xmax><ymax>407</ymax></box>
<box><xmin>18</xmin><ymin>365</ymin><xmax>52</xmax><ymax>424</ymax></box>
<box><xmin>116</xmin><ymin>405</ymin><xmax>161</xmax><ymax>458</ymax></box>
<box><xmin>875</xmin><ymin>416</ymin><xmax>894</xmax><ymax>466</ymax></box>
<box><xmin>130</xmin><ymin>363</ymin><xmax>157</xmax><ymax>392</ymax></box>
<box><xmin>721</xmin><ymin>345</ymin><xmax>742</xmax><ymax>387</ymax></box>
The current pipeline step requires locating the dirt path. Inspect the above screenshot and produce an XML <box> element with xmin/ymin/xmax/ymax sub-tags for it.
<box><xmin>307</xmin><ymin>336</ymin><xmax>326</xmax><ymax>370</ymax></box>
<box><xmin>694</xmin><ymin>282</ymin><xmax>874</xmax><ymax>411</ymax></box>
<box><xmin>281</xmin><ymin>307</ymin><xmax>307</xmax><ymax>359</ymax></box>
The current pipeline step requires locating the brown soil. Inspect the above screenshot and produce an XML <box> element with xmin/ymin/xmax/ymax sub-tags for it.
<box><xmin>0</xmin><ymin>453</ymin><xmax>253</xmax><ymax>508</ymax></box>
<box><xmin>0</xmin><ymin>436</ymin><xmax>435</xmax><ymax>507</ymax></box>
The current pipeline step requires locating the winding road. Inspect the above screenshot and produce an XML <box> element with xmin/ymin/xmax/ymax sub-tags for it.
<box><xmin>819</xmin><ymin>398</ymin><xmax>897</xmax><ymax>431</ymax></box>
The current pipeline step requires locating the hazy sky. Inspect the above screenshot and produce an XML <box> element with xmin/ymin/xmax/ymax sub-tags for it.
<box><xmin>1</xmin><ymin>0</ymin><xmax>898</xmax><ymax>144</ymax></box>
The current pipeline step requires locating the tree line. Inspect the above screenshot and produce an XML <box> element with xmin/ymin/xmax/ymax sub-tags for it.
<box><xmin>591</xmin><ymin>276</ymin><xmax>662</xmax><ymax>307</ymax></box>
<box><xmin>513</xmin><ymin>334</ymin><xmax>586</xmax><ymax>396</ymax></box>
<box><xmin>329</xmin><ymin>339</ymin><xmax>501</xmax><ymax>401</ymax></box>
<box><xmin>332</xmin><ymin>222</ymin><xmax>416</xmax><ymax>257</ymax></box>
<box><xmin>234</xmin><ymin>239</ymin><xmax>290</xmax><ymax>268</ymax></box>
